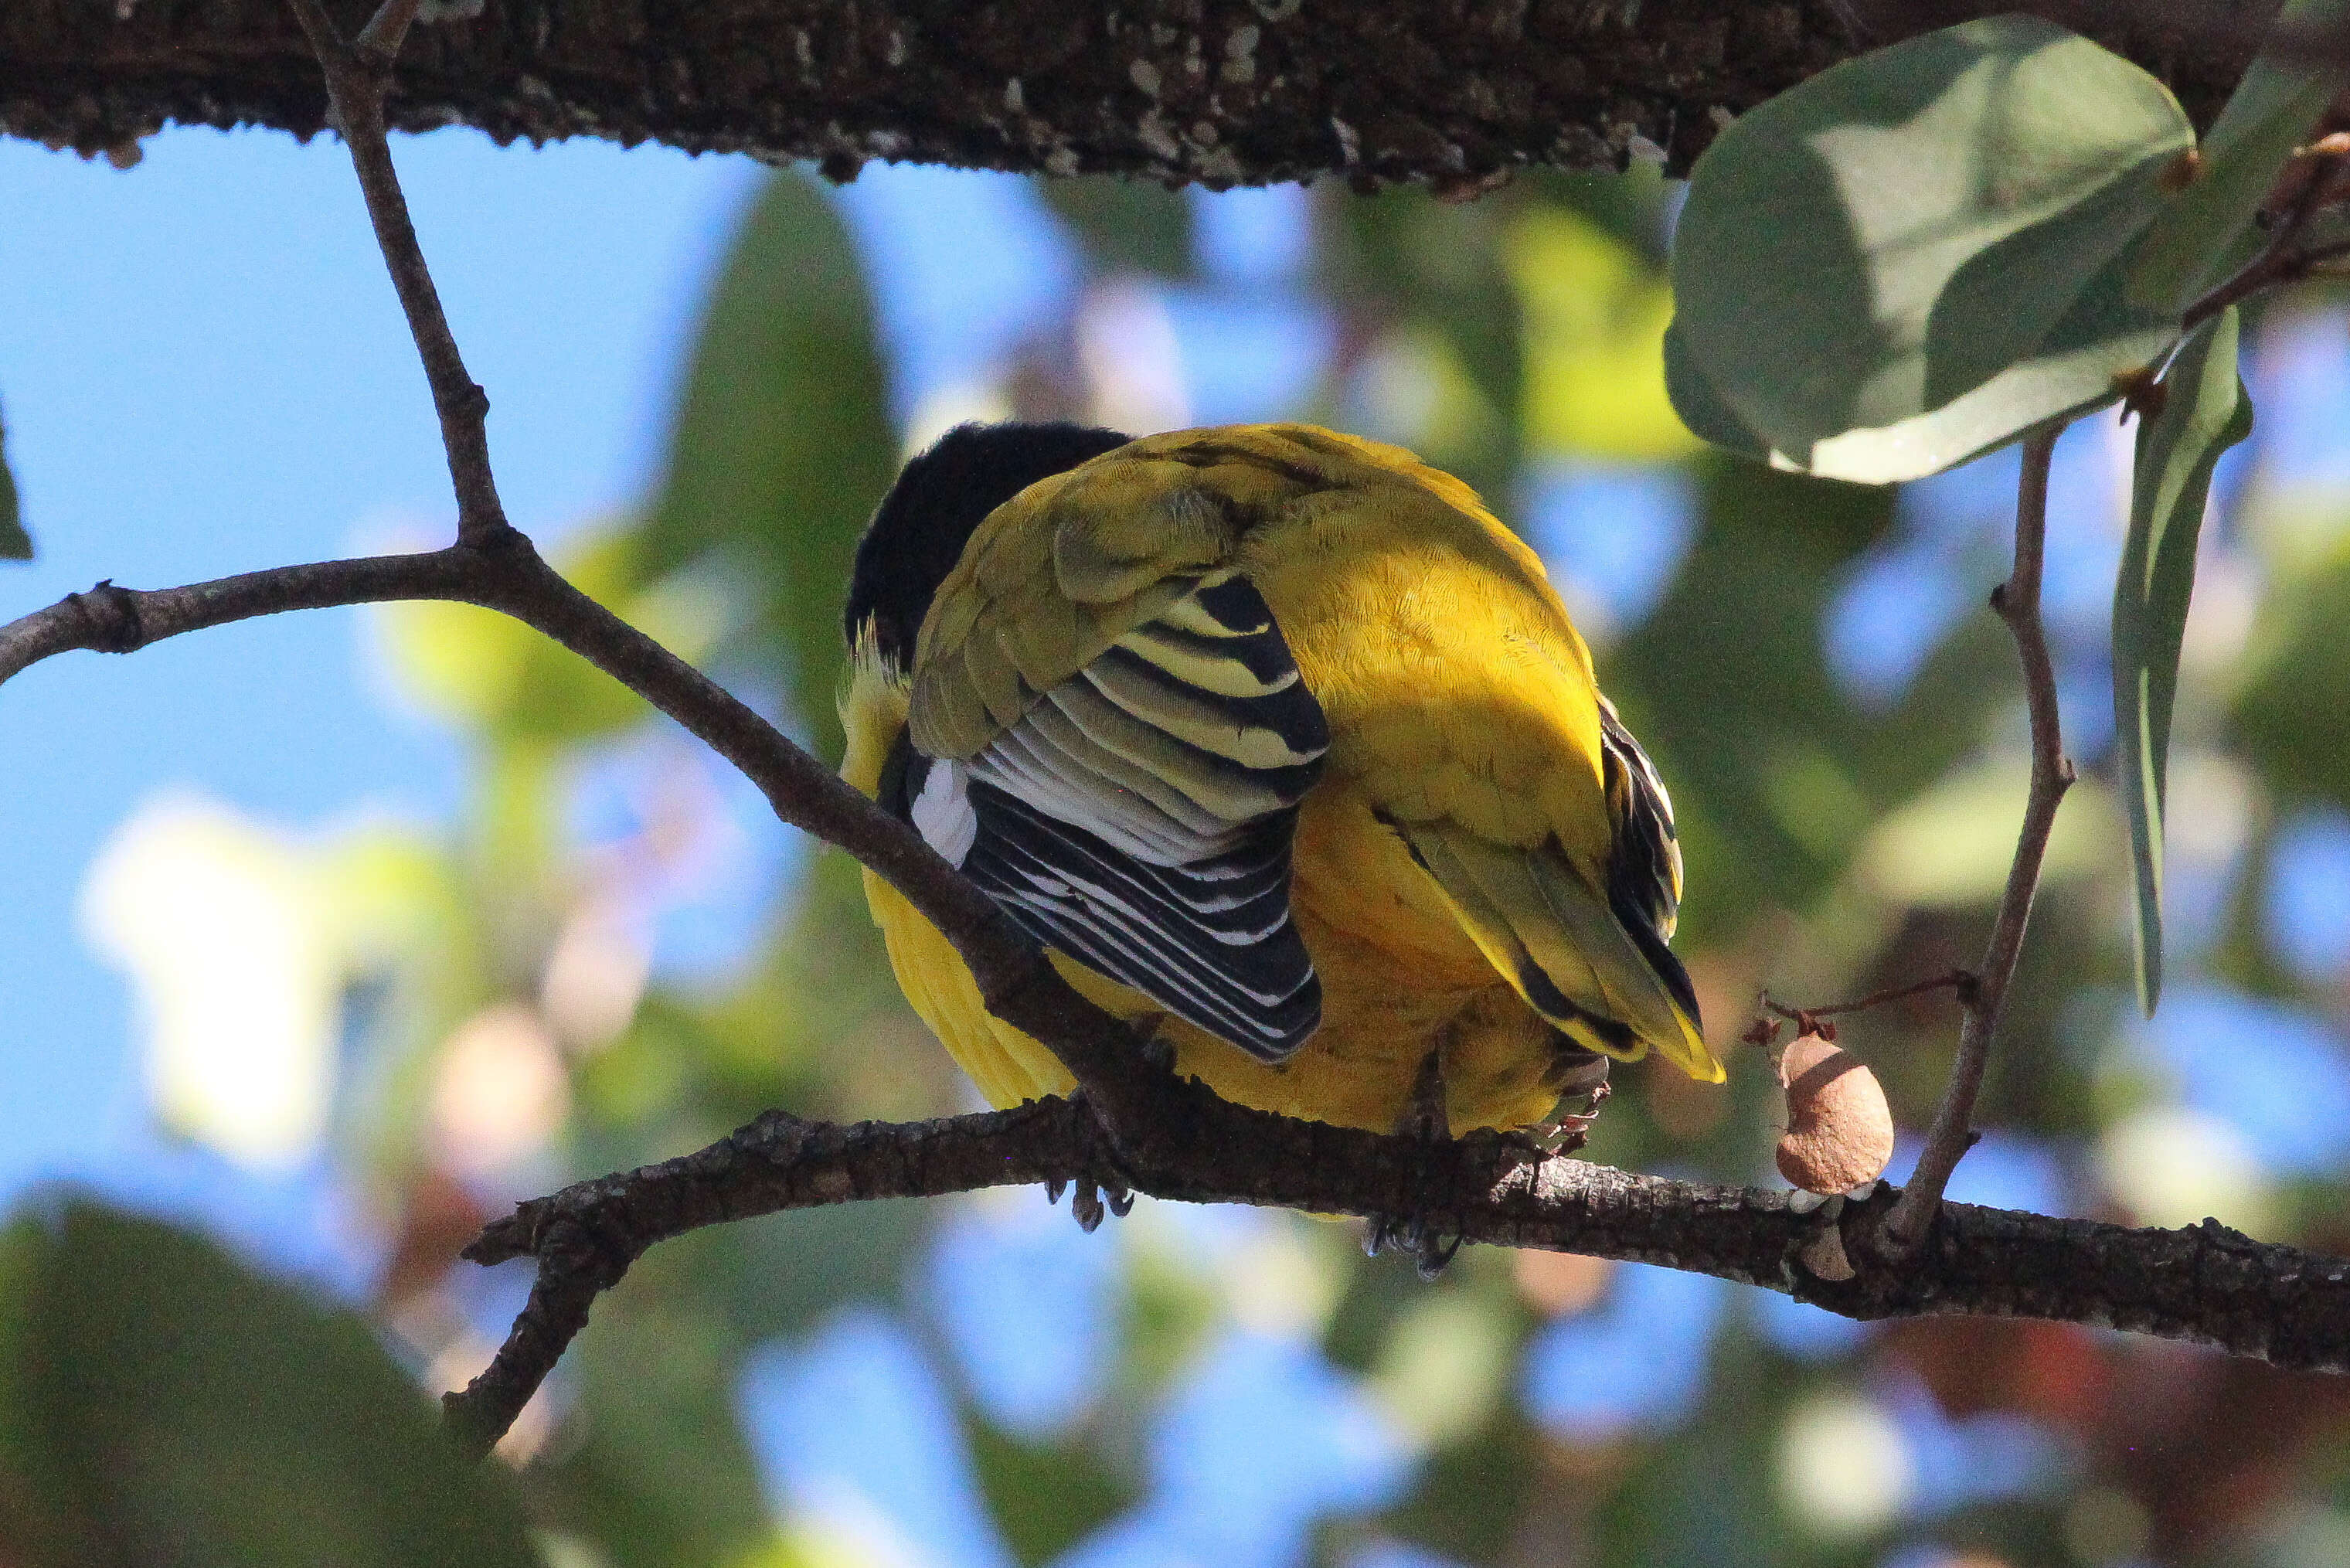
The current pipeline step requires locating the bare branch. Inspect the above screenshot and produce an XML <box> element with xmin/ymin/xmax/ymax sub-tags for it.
<box><xmin>0</xmin><ymin>549</ymin><xmax>485</xmax><ymax>682</ymax></box>
<box><xmin>350</xmin><ymin>0</ymin><xmax>427</xmax><ymax>67</ymax></box>
<box><xmin>437</xmin><ymin>1087</ymin><xmax>2350</xmax><ymax>1459</ymax></box>
<box><xmin>286</xmin><ymin>0</ymin><xmax>508</xmax><ymax>547</ymax></box>
<box><xmin>1881</xmin><ymin>427</ymin><xmax>2073</xmax><ymax>1253</ymax></box>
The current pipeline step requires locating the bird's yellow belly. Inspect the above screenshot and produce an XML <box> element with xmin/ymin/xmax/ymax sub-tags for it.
<box><xmin>859</xmin><ymin>777</ymin><xmax>1567</xmax><ymax>1135</ymax></box>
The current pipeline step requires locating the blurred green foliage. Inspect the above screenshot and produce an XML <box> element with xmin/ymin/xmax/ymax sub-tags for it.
<box><xmin>0</xmin><ymin>1202</ymin><xmax>539</xmax><ymax>1566</ymax></box>
<box><xmin>643</xmin><ymin>172</ymin><xmax>898</xmax><ymax>763</ymax></box>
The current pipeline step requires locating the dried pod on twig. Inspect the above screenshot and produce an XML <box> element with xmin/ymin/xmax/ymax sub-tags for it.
<box><xmin>1775</xmin><ymin>1032</ymin><xmax>1895</xmax><ymax>1196</ymax></box>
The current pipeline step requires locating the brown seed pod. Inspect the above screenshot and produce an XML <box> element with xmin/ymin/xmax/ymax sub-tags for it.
<box><xmin>1775</xmin><ymin>1032</ymin><xmax>1896</xmax><ymax>1196</ymax></box>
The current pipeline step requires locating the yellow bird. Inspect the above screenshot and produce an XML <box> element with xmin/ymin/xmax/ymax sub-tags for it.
<box><xmin>838</xmin><ymin>422</ymin><xmax>1720</xmax><ymax>1142</ymax></box>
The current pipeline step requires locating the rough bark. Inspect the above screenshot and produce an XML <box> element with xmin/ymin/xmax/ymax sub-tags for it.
<box><xmin>2</xmin><ymin>0</ymin><xmax>2260</xmax><ymax>185</ymax></box>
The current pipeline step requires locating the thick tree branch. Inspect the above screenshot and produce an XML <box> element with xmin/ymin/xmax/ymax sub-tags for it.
<box><xmin>1882</xmin><ymin>427</ymin><xmax>2073</xmax><ymax>1252</ymax></box>
<box><xmin>440</xmin><ymin>1087</ymin><xmax>2350</xmax><ymax>1458</ymax></box>
<box><xmin>0</xmin><ymin>1</ymin><xmax>2259</xmax><ymax>184</ymax></box>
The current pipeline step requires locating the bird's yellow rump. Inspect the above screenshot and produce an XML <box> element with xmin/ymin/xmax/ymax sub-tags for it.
<box><xmin>839</xmin><ymin>421</ymin><xmax>1719</xmax><ymax>1138</ymax></box>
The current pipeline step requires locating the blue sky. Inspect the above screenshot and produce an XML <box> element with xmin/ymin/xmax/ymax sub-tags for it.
<box><xmin>0</xmin><ymin>129</ymin><xmax>758</xmax><ymax>1193</ymax></box>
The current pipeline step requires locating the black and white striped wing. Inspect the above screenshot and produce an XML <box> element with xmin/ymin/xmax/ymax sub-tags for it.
<box><xmin>886</xmin><ymin>570</ymin><xmax>1330</xmax><ymax>1060</ymax></box>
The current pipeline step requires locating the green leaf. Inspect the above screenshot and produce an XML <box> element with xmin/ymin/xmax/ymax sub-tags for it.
<box><xmin>1660</xmin><ymin>321</ymin><xmax>1770</xmax><ymax>462</ymax></box>
<box><xmin>2114</xmin><ymin>308</ymin><xmax>2253</xmax><ymax>1016</ymax></box>
<box><xmin>0</xmin><ymin>396</ymin><xmax>29</xmax><ymax>561</ymax></box>
<box><xmin>646</xmin><ymin>171</ymin><xmax>897</xmax><ymax>764</ymax></box>
<box><xmin>0</xmin><ymin>1199</ymin><xmax>539</xmax><ymax>1568</ymax></box>
<box><xmin>2127</xmin><ymin>0</ymin><xmax>2349</xmax><ymax>315</ymax></box>
<box><xmin>1671</xmin><ymin>15</ymin><xmax>2192</xmax><ymax>482</ymax></box>
<box><xmin>1040</xmin><ymin>175</ymin><xmax>1195</xmax><ymax>277</ymax></box>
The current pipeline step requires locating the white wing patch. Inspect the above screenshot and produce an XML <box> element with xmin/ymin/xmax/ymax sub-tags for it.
<box><xmin>910</xmin><ymin>757</ymin><xmax>978</xmax><ymax>868</ymax></box>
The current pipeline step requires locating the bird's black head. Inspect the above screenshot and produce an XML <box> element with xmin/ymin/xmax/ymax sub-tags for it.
<box><xmin>845</xmin><ymin>420</ymin><xmax>1132</xmax><ymax>673</ymax></box>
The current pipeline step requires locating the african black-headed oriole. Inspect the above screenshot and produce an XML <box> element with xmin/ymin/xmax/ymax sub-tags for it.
<box><xmin>840</xmin><ymin>421</ymin><xmax>1719</xmax><ymax>1136</ymax></box>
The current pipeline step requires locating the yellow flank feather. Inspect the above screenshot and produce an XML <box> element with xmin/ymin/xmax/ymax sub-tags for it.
<box><xmin>842</xmin><ymin>423</ymin><xmax>1722</xmax><ymax>1141</ymax></box>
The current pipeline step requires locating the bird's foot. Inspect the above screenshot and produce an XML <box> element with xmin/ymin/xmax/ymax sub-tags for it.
<box><xmin>1364</xmin><ymin>1046</ymin><xmax>1462</xmax><ymax>1281</ymax></box>
<box><xmin>1049</xmin><ymin>1086</ymin><xmax>1136</xmax><ymax>1234</ymax></box>
<box><xmin>1061</xmin><ymin>1173</ymin><xmax>1134</xmax><ymax>1233</ymax></box>
<box><xmin>1362</xmin><ymin>1213</ymin><xmax>1464</xmax><ymax>1281</ymax></box>
<box><xmin>1527</xmin><ymin>1046</ymin><xmax>1612</xmax><ymax>1152</ymax></box>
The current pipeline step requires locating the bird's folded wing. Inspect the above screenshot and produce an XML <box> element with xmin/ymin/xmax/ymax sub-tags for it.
<box><xmin>902</xmin><ymin>438</ymin><xmax>1335</xmax><ymax>1060</ymax></box>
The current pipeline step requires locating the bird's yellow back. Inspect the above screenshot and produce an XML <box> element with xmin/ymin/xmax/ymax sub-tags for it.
<box><xmin>842</xmin><ymin>423</ymin><xmax>1717</xmax><ymax>1138</ymax></box>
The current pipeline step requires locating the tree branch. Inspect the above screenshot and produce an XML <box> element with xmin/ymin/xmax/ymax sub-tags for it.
<box><xmin>286</xmin><ymin>0</ymin><xmax>508</xmax><ymax>546</ymax></box>
<box><xmin>0</xmin><ymin>0</ymin><xmax>2256</xmax><ymax>185</ymax></box>
<box><xmin>1881</xmin><ymin>427</ymin><xmax>2073</xmax><ymax>1253</ymax></box>
<box><xmin>440</xmin><ymin>1087</ymin><xmax>2350</xmax><ymax>1459</ymax></box>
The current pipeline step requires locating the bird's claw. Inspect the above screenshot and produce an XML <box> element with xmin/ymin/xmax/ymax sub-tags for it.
<box><xmin>1365</xmin><ymin>1213</ymin><xmax>1464</xmax><ymax>1281</ymax></box>
<box><xmin>1052</xmin><ymin>1087</ymin><xmax>1134</xmax><ymax>1233</ymax></box>
<box><xmin>1365</xmin><ymin>1047</ymin><xmax>1464</xmax><ymax>1278</ymax></box>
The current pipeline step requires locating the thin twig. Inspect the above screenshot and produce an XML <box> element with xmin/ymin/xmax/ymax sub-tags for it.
<box><xmin>2182</xmin><ymin>148</ymin><xmax>2350</xmax><ymax>333</ymax></box>
<box><xmin>286</xmin><ymin>0</ymin><xmax>511</xmax><ymax>546</ymax></box>
<box><xmin>1879</xmin><ymin>428</ymin><xmax>2073</xmax><ymax>1255</ymax></box>
<box><xmin>1757</xmin><ymin>968</ymin><xmax>1973</xmax><ymax>1035</ymax></box>
<box><xmin>434</xmin><ymin>1085</ymin><xmax>2350</xmax><ymax>1456</ymax></box>
<box><xmin>273</xmin><ymin>0</ymin><xmax>1176</xmax><ymax>1138</ymax></box>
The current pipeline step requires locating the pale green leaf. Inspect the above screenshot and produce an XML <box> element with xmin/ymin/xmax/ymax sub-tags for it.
<box><xmin>1861</xmin><ymin>763</ymin><xmax>2118</xmax><ymax>906</ymax></box>
<box><xmin>0</xmin><ymin>1199</ymin><xmax>540</xmax><ymax>1568</ymax></box>
<box><xmin>2127</xmin><ymin>0</ymin><xmax>2349</xmax><ymax>315</ymax></box>
<box><xmin>2114</xmin><ymin>308</ymin><xmax>2253</xmax><ymax>1016</ymax></box>
<box><xmin>1672</xmin><ymin>15</ymin><xmax>2192</xmax><ymax>482</ymax></box>
<box><xmin>1508</xmin><ymin>208</ymin><xmax>1701</xmax><ymax>461</ymax></box>
<box><xmin>379</xmin><ymin>526</ymin><xmax>727</xmax><ymax>744</ymax></box>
